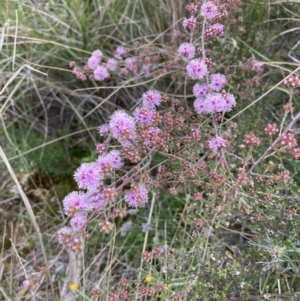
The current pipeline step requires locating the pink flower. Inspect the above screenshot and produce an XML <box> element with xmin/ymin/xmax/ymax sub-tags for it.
<box><xmin>186</xmin><ymin>59</ymin><xmax>208</xmax><ymax>80</ymax></box>
<box><xmin>194</xmin><ymin>97</ymin><xmax>208</xmax><ymax>114</ymax></box>
<box><xmin>57</xmin><ymin>227</ymin><xmax>72</xmax><ymax>244</ymax></box>
<box><xmin>144</xmin><ymin>127</ymin><xmax>160</xmax><ymax>145</ymax></box>
<box><xmin>23</xmin><ymin>279</ymin><xmax>31</xmax><ymax>288</ymax></box>
<box><xmin>107</xmin><ymin>150</ymin><xmax>123</xmax><ymax>169</ymax></box>
<box><xmin>70</xmin><ymin>213</ymin><xmax>87</xmax><ymax>231</ymax></box>
<box><xmin>252</xmin><ymin>61</ymin><xmax>263</xmax><ymax>72</ymax></box>
<box><xmin>142</xmin><ymin>64</ymin><xmax>150</xmax><ymax>76</ymax></box>
<box><xmin>125</xmin><ymin>184</ymin><xmax>148</xmax><ymax>207</ymax></box>
<box><xmin>125</xmin><ymin>57</ymin><xmax>137</xmax><ymax>73</ymax></box>
<box><xmin>94</xmin><ymin>65</ymin><xmax>110</xmax><ymax>81</ymax></box>
<box><xmin>265</xmin><ymin>123</ymin><xmax>278</xmax><ymax>135</ymax></box>
<box><xmin>142</xmin><ymin>90</ymin><xmax>161</xmax><ymax>109</ymax></box>
<box><xmin>193</xmin><ymin>83</ymin><xmax>209</xmax><ymax>97</ymax></box>
<box><xmin>109</xmin><ymin>110</ymin><xmax>137</xmax><ymax>145</ymax></box>
<box><xmin>244</xmin><ymin>132</ymin><xmax>260</xmax><ymax>146</ymax></box>
<box><xmin>209</xmin><ymin>136</ymin><xmax>227</xmax><ymax>152</ymax></box>
<box><xmin>107</xmin><ymin>58</ymin><xmax>118</xmax><ymax>71</ymax></box>
<box><xmin>133</xmin><ymin>107</ymin><xmax>154</xmax><ymax>124</ymax></box>
<box><xmin>194</xmin><ymin>92</ymin><xmax>236</xmax><ymax>114</ymax></box>
<box><xmin>210</xmin><ymin>74</ymin><xmax>226</xmax><ymax>91</ymax></box>
<box><xmin>87</xmin><ymin>55</ymin><xmax>100</xmax><ymax>70</ymax></box>
<box><xmin>92</xmin><ymin>49</ymin><xmax>103</xmax><ymax>58</ymax></box>
<box><xmin>178</xmin><ymin>43</ymin><xmax>195</xmax><ymax>61</ymax></box>
<box><xmin>74</xmin><ymin>162</ymin><xmax>102</xmax><ymax>190</ymax></box>
<box><xmin>86</xmin><ymin>188</ymin><xmax>106</xmax><ymax>210</ymax></box>
<box><xmin>114</xmin><ymin>46</ymin><xmax>125</xmax><ymax>59</ymax></box>
<box><xmin>172</xmin><ymin>29</ymin><xmax>180</xmax><ymax>39</ymax></box>
<box><xmin>293</xmin><ymin>148</ymin><xmax>300</xmax><ymax>159</ymax></box>
<box><xmin>99</xmin><ymin>124</ymin><xmax>109</xmax><ymax>136</ymax></box>
<box><xmin>96</xmin><ymin>155</ymin><xmax>112</xmax><ymax>174</ymax></box>
<box><xmin>183</xmin><ymin>16</ymin><xmax>197</xmax><ymax>32</ymax></box>
<box><xmin>222</xmin><ymin>93</ymin><xmax>236</xmax><ymax>111</ymax></box>
<box><xmin>63</xmin><ymin>191</ymin><xmax>90</xmax><ymax>217</ymax></box>
<box><xmin>201</xmin><ymin>1</ymin><xmax>218</xmax><ymax>19</ymax></box>
<box><xmin>211</xmin><ymin>23</ymin><xmax>224</xmax><ymax>36</ymax></box>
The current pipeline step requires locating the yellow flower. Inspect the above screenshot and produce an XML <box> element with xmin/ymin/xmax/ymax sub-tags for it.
<box><xmin>145</xmin><ymin>275</ymin><xmax>153</xmax><ymax>283</ymax></box>
<box><xmin>70</xmin><ymin>283</ymin><xmax>78</xmax><ymax>291</ymax></box>
<box><xmin>164</xmin><ymin>285</ymin><xmax>170</xmax><ymax>290</ymax></box>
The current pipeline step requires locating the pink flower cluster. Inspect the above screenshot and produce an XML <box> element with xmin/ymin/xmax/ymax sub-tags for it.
<box><xmin>87</xmin><ymin>50</ymin><xmax>102</xmax><ymax>70</ymax></box>
<box><xmin>205</xmin><ymin>23</ymin><xmax>224</xmax><ymax>38</ymax></box>
<box><xmin>142</xmin><ymin>90</ymin><xmax>161</xmax><ymax>108</ymax></box>
<box><xmin>243</xmin><ymin>132</ymin><xmax>260</xmax><ymax>146</ymax></box>
<box><xmin>125</xmin><ymin>184</ymin><xmax>148</xmax><ymax>207</ymax></box>
<box><xmin>264</xmin><ymin>123</ymin><xmax>278</xmax><ymax>136</ymax></box>
<box><xmin>114</xmin><ymin>46</ymin><xmax>126</xmax><ymax>59</ymax></box>
<box><xmin>186</xmin><ymin>59</ymin><xmax>208</xmax><ymax>79</ymax></box>
<box><xmin>281</xmin><ymin>133</ymin><xmax>297</xmax><ymax>148</ymax></box>
<box><xmin>201</xmin><ymin>1</ymin><xmax>218</xmax><ymax>19</ymax></box>
<box><xmin>58</xmin><ymin>88</ymin><xmax>164</xmax><ymax>249</ymax></box>
<box><xmin>284</xmin><ymin>74</ymin><xmax>300</xmax><ymax>88</ymax></box>
<box><xmin>178</xmin><ymin>43</ymin><xmax>195</xmax><ymax>61</ymax></box>
<box><xmin>194</xmin><ymin>92</ymin><xmax>236</xmax><ymax>114</ymax></box>
<box><xmin>209</xmin><ymin>136</ymin><xmax>227</xmax><ymax>152</ymax></box>
<box><xmin>183</xmin><ymin>16</ymin><xmax>197</xmax><ymax>32</ymax></box>
<box><xmin>109</xmin><ymin>110</ymin><xmax>137</xmax><ymax>145</ymax></box>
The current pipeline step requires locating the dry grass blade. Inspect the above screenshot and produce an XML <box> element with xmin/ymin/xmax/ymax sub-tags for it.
<box><xmin>0</xmin><ymin>147</ymin><xmax>58</xmax><ymax>300</ymax></box>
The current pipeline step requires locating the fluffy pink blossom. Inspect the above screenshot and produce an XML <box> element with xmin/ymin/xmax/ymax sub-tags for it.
<box><xmin>194</xmin><ymin>92</ymin><xmax>236</xmax><ymax>114</ymax></box>
<box><xmin>125</xmin><ymin>57</ymin><xmax>137</xmax><ymax>73</ymax></box>
<box><xmin>125</xmin><ymin>184</ymin><xmax>148</xmax><ymax>207</ymax></box>
<box><xmin>109</xmin><ymin>110</ymin><xmax>137</xmax><ymax>144</ymax></box>
<box><xmin>252</xmin><ymin>61</ymin><xmax>263</xmax><ymax>72</ymax></box>
<box><xmin>133</xmin><ymin>107</ymin><xmax>154</xmax><ymax>124</ymax></box>
<box><xmin>178</xmin><ymin>43</ymin><xmax>195</xmax><ymax>61</ymax></box>
<box><xmin>92</xmin><ymin>49</ymin><xmax>103</xmax><ymax>58</ymax></box>
<box><xmin>107</xmin><ymin>58</ymin><xmax>118</xmax><ymax>71</ymax></box>
<box><xmin>142</xmin><ymin>64</ymin><xmax>150</xmax><ymax>76</ymax></box>
<box><xmin>86</xmin><ymin>188</ymin><xmax>106</xmax><ymax>210</ymax></box>
<box><xmin>211</xmin><ymin>23</ymin><xmax>224</xmax><ymax>36</ymax></box>
<box><xmin>99</xmin><ymin>124</ymin><xmax>109</xmax><ymax>136</ymax></box>
<box><xmin>201</xmin><ymin>1</ymin><xmax>218</xmax><ymax>19</ymax></box>
<box><xmin>87</xmin><ymin>55</ymin><xmax>100</xmax><ymax>70</ymax></box>
<box><xmin>194</xmin><ymin>97</ymin><xmax>208</xmax><ymax>114</ymax></box>
<box><xmin>70</xmin><ymin>213</ymin><xmax>87</xmax><ymax>231</ymax></box>
<box><xmin>193</xmin><ymin>83</ymin><xmax>209</xmax><ymax>97</ymax></box>
<box><xmin>63</xmin><ymin>191</ymin><xmax>90</xmax><ymax>217</ymax></box>
<box><xmin>222</xmin><ymin>93</ymin><xmax>236</xmax><ymax>111</ymax></box>
<box><xmin>209</xmin><ymin>136</ymin><xmax>227</xmax><ymax>152</ymax></box>
<box><xmin>210</xmin><ymin>73</ymin><xmax>226</xmax><ymax>91</ymax></box>
<box><xmin>205</xmin><ymin>93</ymin><xmax>225</xmax><ymax>112</ymax></box>
<box><xmin>96</xmin><ymin>155</ymin><xmax>112</xmax><ymax>174</ymax></box>
<box><xmin>114</xmin><ymin>46</ymin><xmax>125</xmax><ymax>59</ymax></box>
<box><xmin>142</xmin><ymin>90</ymin><xmax>161</xmax><ymax>109</ymax></box>
<box><xmin>144</xmin><ymin>127</ymin><xmax>160</xmax><ymax>145</ymax></box>
<box><xmin>57</xmin><ymin>227</ymin><xmax>72</xmax><ymax>244</ymax></box>
<box><xmin>186</xmin><ymin>59</ymin><xmax>208</xmax><ymax>80</ymax></box>
<box><xmin>74</xmin><ymin>162</ymin><xmax>102</xmax><ymax>190</ymax></box>
<box><xmin>23</xmin><ymin>280</ymin><xmax>31</xmax><ymax>288</ymax></box>
<box><xmin>94</xmin><ymin>65</ymin><xmax>110</xmax><ymax>81</ymax></box>
<box><xmin>107</xmin><ymin>150</ymin><xmax>123</xmax><ymax>169</ymax></box>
